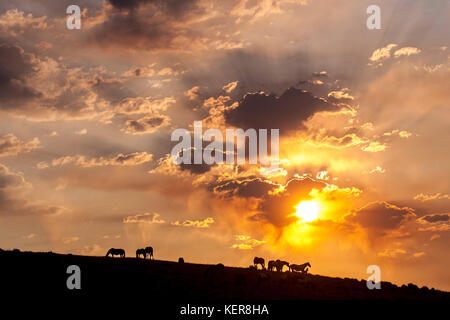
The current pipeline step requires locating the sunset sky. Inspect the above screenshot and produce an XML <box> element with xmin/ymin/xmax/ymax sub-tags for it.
<box><xmin>0</xmin><ymin>0</ymin><xmax>449</xmax><ymax>290</ymax></box>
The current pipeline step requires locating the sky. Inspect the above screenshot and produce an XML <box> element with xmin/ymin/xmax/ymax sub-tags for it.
<box><xmin>0</xmin><ymin>0</ymin><xmax>449</xmax><ymax>290</ymax></box>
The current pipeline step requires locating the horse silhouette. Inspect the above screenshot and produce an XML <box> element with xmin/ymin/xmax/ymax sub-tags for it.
<box><xmin>106</xmin><ymin>248</ymin><xmax>125</xmax><ymax>258</ymax></box>
<box><xmin>268</xmin><ymin>260</ymin><xmax>276</xmax><ymax>271</ymax></box>
<box><xmin>144</xmin><ymin>246</ymin><xmax>154</xmax><ymax>259</ymax></box>
<box><xmin>274</xmin><ymin>259</ymin><xmax>289</xmax><ymax>272</ymax></box>
<box><xmin>136</xmin><ymin>248</ymin><xmax>146</xmax><ymax>259</ymax></box>
<box><xmin>253</xmin><ymin>257</ymin><xmax>265</xmax><ymax>270</ymax></box>
<box><xmin>178</xmin><ymin>257</ymin><xmax>184</xmax><ymax>263</ymax></box>
<box><xmin>289</xmin><ymin>262</ymin><xmax>311</xmax><ymax>273</ymax></box>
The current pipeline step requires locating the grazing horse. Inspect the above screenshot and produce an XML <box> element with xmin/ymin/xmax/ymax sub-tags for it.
<box><xmin>253</xmin><ymin>257</ymin><xmax>265</xmax><ymax>270</ymax></box>
<box><xmin>289</xmin><ymin>262</ymin><xmax>311</xmax><ymax>273</ymax></box>
<box><xmin>275</xmin><ymin>259</ymin><xmax>289</xmax><ymax>272</ymax></box>
<box><xmin>268</xmin><ymin>260</ymin><xmax>276</xmax><ymax>271</ymax></box>
<box><xmin>136</xmin><ymin>248</ymin><xmax>146</xmax><ymax>259</ymax></box>
<box><xmin>144</xmin><ymin>246</ymin><xmax>154</xmax><ymax>259</ymax></box>
<box><xmin>106</xmin><ymin>248</ymin><xmax>125</xmax><ymax>258</ymax></box>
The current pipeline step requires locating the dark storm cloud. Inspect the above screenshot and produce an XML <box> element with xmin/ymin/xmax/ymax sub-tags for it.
<box><xmin>108</xmin><ymin>0</ymin><xmax>148</xmax><ymax>10</ymax></box>
<box><xmin>88</xmin><ymin>0</ymin><xmax>204</xmax><ymax>50</ymax></box>
<box><xmin>346</xmin><ymin>201</ymin><xmax>416</xmax><ymax>232</ymax></box>
<box><xmin>179</xmin><ymin>162</ymin><xmax>212</xmax><ymax>174</ymax></box>
<box><xmin>419</xmin><ymin>213</ymin><xmax>449</xmax><ymax>223</ymax></box>
<box><xmin>0</xmin><ymin>43</ymin><xmax>41</xmax><ymax>108</ymax></box>
<box><xmin>224</xmin><ymin>88</ymin><xmax>339</xmax><ymax>131</ymax></box>
<box><xmin>177</xmin><ymin>147</ymin><xmax>222</xmax><ymax>175</ymax></box>
<box><xmin>108</xmin><ymin>0</ymin><xmax>200</xmax><ymax>15</ymax></box>
<box><xmin>0</xmin><ymin>42</ymin><xmax>96</xmax><ymax>119</ymax></box>
<box><xmin>124</xmin><ymin>114</ymin><xmax>169</xmax><ymax>134</ymax></box>
<box><xmin>210</xmin><ymin>176</ymin><xmax>281</xmax><ymax>198</ymax></box>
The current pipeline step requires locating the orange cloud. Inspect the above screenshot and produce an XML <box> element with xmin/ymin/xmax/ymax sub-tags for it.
<box><xmin>171</xmin><ymin>217</ymin><xmax>215</xmax><ymax>228</ymax></box>
<box><xmin>123</xmin><ymin>212</ymin><xmax>165</xmax><ymax>224</ymax></box>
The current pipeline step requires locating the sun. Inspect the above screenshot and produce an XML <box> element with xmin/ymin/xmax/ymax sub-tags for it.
<box><xmin>295</xmin><ymin>200</ymin><xmax>320</xmax><ymax>222</ymax></box>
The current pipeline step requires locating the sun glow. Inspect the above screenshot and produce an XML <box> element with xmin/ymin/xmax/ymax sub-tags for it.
<box><xmin>295</xmin><ymin>200</ymin><xmax>320</xmax><ymax>222</ymax></box>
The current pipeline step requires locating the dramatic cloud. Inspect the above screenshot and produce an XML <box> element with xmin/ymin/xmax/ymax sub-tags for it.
<box><xmin>0</xmin><ymin>134</ymin><xmax>39</xmax><ymax>157</ymax></box>
<box><xmin>171</xmin><ymin>217</ymin><xmax>215</xmax><ymax>228</ymax></box>
<box><xmin>114</xmin><ymin>97</ymin><xmax>175</xmax><ymax>115</ymax></box>
<box><xmin>231</xmin><ymin>235</ymin><xmax>266</xmax><ymax>250</ymax></box>
<box><xmin>185</xmin><ymin>86</ymin><xmax>201</xmax><ymax>100</ymax></box>
<box><xmin>211</xmin><ymin>176</ymin><xmax>281</xmax><ymax>198</ymax></box>
<box><xmin>0</xmin><ymin>43</ymin><xmax>103</xmax><ymax>120</ymax></box>
<box><xmin>44</xmin><ymin>152</ymin><xmax>153</xmax><ymax>168</ymax></box>
<box><xmin>255</xmin><ymin>176</ymin><xmax>328</xmax><ymax>226</ymax></box>
<box><xmin>378</xmin><ymin>248</ymin><xmax>407</xmax><ymax>258</ymax></box>
<box><xmin>123</xmin><ymin>114</ymin><xmax>170</xmax><ymax>134</ymax></box>
<box><xmin>0</xmin><ymin>43</ymin><xmax>41</xmax><ymax>108</ymax></box>
<box><xmin>418</xmin><ymin>213</ymin><xmax>449</xmax><ymax>223</ymax></box>
<box><xmin>327</xmin><ymin>88</ymin><xmax>354</xmax><ymax>102</ymax></box>
<box><xmin>87</xmin><ymin>0</ymin><xmax>206</xmax><ymax>51</ymax></box>
<box><xmin>224</xmin><ymin>88</ymin><xmax>339</xmax><ymax>131</ymax></box>
<box><xmin>222</xmin><ymin>81</ymin><xmax>238</xmax><ymax>93</ymax></box>
<box><xmin>394</xmin><ymin>47</ymin><xmax>421</xmax><ymax>58</ymax></box>
<box><xmin>417</xmin><ymin>213</ymin><xmax>450</xmax><ymax>232</ymax></box>
<box><xmin>123</xmin><ymin>212</ymin><xmax>165</xmax><ymax>224</ymax></box>
<box><xmin>346</xmin><ymin>201</ymin><xmax>416</xmax><ymax>234</ymax></box>
<box><xmin>414</xmin><ymin>193</ymin><xmax>450</xmax><ymax>202</ymax></box>
<box><xmin>0</xmin><ymin>9</ymin><xmax>47</xmax><ymax>36</ymax></box>
<box><xmin>0</xmin><ymin>0</ymin><xmax>449</xmax><ymax>291</ymax></box>
<box><xmin>361</xmin><ymin>141</ymin><xmax>387</xmax><ymax>153</ymax></box>
<box><xmin>369</xmin><ymin>43</ymin><xmax>397</xmax><ymax>65</ymax></box>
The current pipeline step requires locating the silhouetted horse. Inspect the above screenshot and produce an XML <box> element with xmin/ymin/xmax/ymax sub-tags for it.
<box><xmin>178</xmin><ymin>257</ymin><xmax>184</xmax><ymax>263</ymax></box>
<box><xmin>144</xmin><ymin>246</ymin><xmax>154</xmax><ymax>259</ymax></box>
<box><xmin>253</xmin><ymin>257</ymin><xmax>265</xmax><ymax>270</ymax></box>
<box><xmin>274</xmin><ymin>259</ymin><xmax>289</xmax><ymax>272</ymax></box>
<box><xmin>268</xmin><ymin>260</ymin><xmax>276</xmax><ymax>271</ymax></box>
<box><xmin>136</xmin><ymin>248</ymin><xmax>146</xmax><ymax>259</ymax></box>
<box><xmin>106</xmin><ymin>248</ymin><xmax>125</xmax><ymax>258</ymax></box>
<box><xmin>289</xmin><ymin>262</ymin><xmax>311</xmax><ymax>273</ymax></box>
